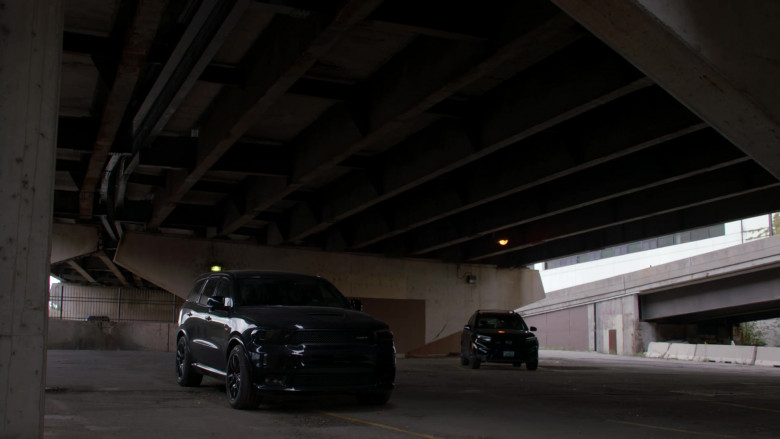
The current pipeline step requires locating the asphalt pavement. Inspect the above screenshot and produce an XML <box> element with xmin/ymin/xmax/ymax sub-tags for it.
<box><xmin>44</xmin><ymin>349</ymin><xmax>780</xmax><ymax>438</ymax></box>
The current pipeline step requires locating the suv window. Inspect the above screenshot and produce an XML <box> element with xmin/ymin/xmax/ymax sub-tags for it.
<box><xmin>235</xmin><ymin>277</ymin><xmax>348</xmax><ymax>308</ymax></box>
<box><xmin>476</xmin><ymin>313</ymin><xmax>528</xmax><ymax>330</ymax></box>
<box><xmin>187</xmin><ymin>279</ymin><xmax>206</xmax><ymax>303</ymax></box>
<box><xmin>198</xmin><ymin>278</ymin><xmax>219</xmax><ymax>306</ymax></box>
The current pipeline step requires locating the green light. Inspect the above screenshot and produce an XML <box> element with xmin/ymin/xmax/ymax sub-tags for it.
<box><xmin>210</xmin><ymin>265</ymin><xmax>222</xmax><ymax>272</ymax></box>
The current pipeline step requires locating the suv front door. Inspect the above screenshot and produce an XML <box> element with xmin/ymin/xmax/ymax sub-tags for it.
<box><xmin>189</xmin><ymin>277</ymin><xmax>220</xmax><ymax>368</ymax></box>
<box><xmin>201</xmin><ymin>276</ymin><xmax>232</xmax><ymax>371</ymax></box>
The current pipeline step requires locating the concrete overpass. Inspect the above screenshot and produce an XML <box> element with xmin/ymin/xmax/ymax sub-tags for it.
<box><xmin>2</xmin><ymin>0</ymin><xmax>780</xmax><ymax>436</ymax></box>
<box><xmin>520</xmin><ymin>233</ymin><xmax>780</xmax><ymax>355</ymax></box>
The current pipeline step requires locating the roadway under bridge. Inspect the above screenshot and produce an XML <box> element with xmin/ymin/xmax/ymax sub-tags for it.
<box><xmin>2</xmin><ymin>1</ymin><xmax>780</xmax><ymax>437</ymax></box>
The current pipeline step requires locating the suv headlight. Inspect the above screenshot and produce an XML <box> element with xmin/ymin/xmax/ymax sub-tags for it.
<box><xmin>476</xmin><ymin>334</ymin><xmax>492</xmax><ymax>343</ymax></box>
<box><xmin>375</xmin><ymin>329</ymin><xmax>394</xmax><ymax>345</ymax></box>
<box><xmin>252</xmin><ymin>328</ymin><xmax>283</xmax><ymax>344</ymax></box>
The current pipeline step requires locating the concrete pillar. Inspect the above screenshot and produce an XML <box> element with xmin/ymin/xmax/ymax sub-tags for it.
<box><xmin>0</xmin><ymin>0</ymin><xmax>62</xmax><ymax>437</ymax></box>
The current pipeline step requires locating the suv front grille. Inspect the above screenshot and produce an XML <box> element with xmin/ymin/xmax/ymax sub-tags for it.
<box><xmin>287</xmin><ymin>330</ymin><xmax>373</xmax><ymax>345</ymax></box>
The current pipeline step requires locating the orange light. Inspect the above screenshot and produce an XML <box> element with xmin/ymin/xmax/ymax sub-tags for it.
<box><xmin>498</xmin><ymin>239</ymin><xmax>509</xmax><ymax>246</ymax></box>
<box><xmin>498</xmin><ymin>330</ymin><xmax>506</xmax><ymax>334</ymax></box>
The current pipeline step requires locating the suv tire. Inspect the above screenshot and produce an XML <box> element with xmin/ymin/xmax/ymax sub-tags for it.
<box><xmin>226</xmin><ymin>345</ymin><xmax>262</xmax><ymax>409</ymax></box>
<box><xmin>176</xmin><ymin>337</ymin><xmax>203</xmax><ymax>387</ymax></box>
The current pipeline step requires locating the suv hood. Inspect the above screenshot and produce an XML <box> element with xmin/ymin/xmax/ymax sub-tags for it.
<box><xmin>234</xmin><ymin>306</ymin><xmax>389</xmax><ymax>331</ymax></box>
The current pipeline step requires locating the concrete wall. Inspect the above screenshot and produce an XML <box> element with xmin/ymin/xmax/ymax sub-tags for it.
<box><xmin>524</xmin><ymin>305</ymin><xmax>590</xmax><ymax>351</ymax></box>
<box><xmin>360</xmin><ymin>298</ymin><xmax>425</xmax><ymax>354</ymax></box>
<box><xmin>594</xmin><ymin>296</ymin><xmax>640</xmax><ymax>355</ymax></box>
<box><xmin>48</xmin><ymin>319</ymin><xmax>177</xmax><ymax>352</ymax></box>
<box><xmin>114</xmin><ymin>232</ymin><xmax>545</xmax><ymax>351</ymax></box>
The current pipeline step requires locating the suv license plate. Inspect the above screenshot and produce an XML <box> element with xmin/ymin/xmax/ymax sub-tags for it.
<box><xmin>503</xmin><ymin>351</ymin><xmax>515</xmax><ymax>358</ymax></box>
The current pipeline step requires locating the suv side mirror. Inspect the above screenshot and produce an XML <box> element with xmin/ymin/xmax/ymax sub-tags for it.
<box><xmin>530</xmin><ymin>326</ymin><xmax>537</xmax><ymax>332</ymax></box>
<box><xmin>350</xmin><ymin>298</ymin><xmax>363</xmax><ymax>311</ymax></box>
<box><xmin>207</xmin><ymin>296</ymin><xmax>229</xmax><ymax>311</ymax></box>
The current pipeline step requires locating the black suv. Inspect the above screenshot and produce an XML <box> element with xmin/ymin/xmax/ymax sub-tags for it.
<box><xmin>176</xmin><ymin>271</ymin><xmax>395</xmax><ymax>409</ymax></box>
<box><xmin>460</xmin><ymin>310</ymin><xmax>538</xmax><ymax>370</ymax></box>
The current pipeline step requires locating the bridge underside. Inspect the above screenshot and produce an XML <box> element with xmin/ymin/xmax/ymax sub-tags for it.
<box><xmin>640</xmin><ymin>266</ymin><xmax>780</xmax><ymax>325</ymax></box>
<box><xmin>46</xmin><ymin>0</ymin><xmax>780</xmax><ymax>287</ymax></box>
<box><xmin>3</xmin><ymin>1</ymin><xmax>780</xmax><ymax>435</ymax></box>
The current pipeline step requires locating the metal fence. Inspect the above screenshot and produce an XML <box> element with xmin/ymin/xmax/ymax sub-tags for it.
<box><xmin>48</xmin><ymin>283</ymin><xmax>184</xmax><ymax>323</ymax></box>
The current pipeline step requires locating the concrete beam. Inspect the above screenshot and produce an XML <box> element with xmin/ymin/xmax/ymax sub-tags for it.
<box><xmin>0</xmin><ymin>1</ymin><xmax>62</xmax><ymax>436</ymax></box>
<box><xmin>488</xmin><ymin>185</ymin><xmax>780</xmax><ymax>267</ymax></box>
<box><xmin>551</xmin><ymin>0</ymin><xmax>780</xmax><ymax>179</ymax></box>
<box><xmin>129</xmin><ymin>0</ymin><xmax>251</xmax><ymax>151</ymax></box>
<box><xmin>478</xmin><ymin>38</ymin><xmax>648</xmax><ymax>152</ymax></box>
<box><xmin>78</xmin><ymin>0</ymin><xmax>168</xmax><ymax>219</ymax></box>
<box><xmin>148</xmin><ymin>0</ymin><xmax>382</xmax><ymax>230</ymax></box>
<box><xmin>466</xmin><ymin>162</ymin><xmax>778</xmax><ymax>261</ymax></box>
<box><xmin>224</xmin><ymin>9</ymin><xmax>585</xmax><ymax>239</ymax></box>
<box><xmin>408</xmin><ymin>129</ymin><xmax>747</xmax><ymax>255</ymax></box>
<box><xmin>276</xmin><ymin>17</ymin><xmax>608</xmax><ymax>243</ymax></box>
<box><xmin>66</xmin><ymin>260</ymin><xmax>98</xmax><ymax>284</ymax></box>
<box><xmin>95</xmin><ymin>251</ymin><xmax>129</xmax><ymax>287</ymax></box>
<box><xmin>641</xmin><ymin>266</ymin><xmax>780</xmax><ymax>321</ymax></box>
<box><xmin>50</xmin><ymin>223</ymin><xmax>100</xmax><ymax>263</ymax></box>
<box><xmin>350</xmin><ymin>86</ymin><xmax>703</xmax><ymax>249</ymax></box>
<box><xmin>287</xmin><ymin>120</ymin><xmax>475</xmax><ymax>242</ymax></box>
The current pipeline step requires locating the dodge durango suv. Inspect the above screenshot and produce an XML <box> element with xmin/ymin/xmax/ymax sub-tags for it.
<box><xmin>176</xmin><ymin>270</ymin><xmax>396</xmax><ymax>409</ymax></box>
<box><xmin>461</xmin><ymin>309</ymin><xmax>538</xmax><ymax>370</ymax></box>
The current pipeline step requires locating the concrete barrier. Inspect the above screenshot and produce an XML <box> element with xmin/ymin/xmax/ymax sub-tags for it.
<box><xmin>693</xmin><ymin>344</ymin><xmax>756</xmax><ymax>365</ymax></box>
<box><xmin>645</xmin><ymin>342</ymin><xmax>670</xmax><ymax>358</ymax></box>
<box><xmin>755</xmin><ymin>346</ymin><xmax>780</xmax><ymax>367</ymax></box>
<box><xmin>664</xmin><ymin>343</ymin><xmax>696</xmax><ymax>361</ymax></box>
<box><xmin>48</xmin><ymin>319</ymin><xmax>177</xmax><ymax>352</ymax></box>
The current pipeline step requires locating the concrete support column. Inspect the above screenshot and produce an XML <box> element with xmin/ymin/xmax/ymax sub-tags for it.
<box><xmin>0</xmin><ymin>0</ymin><xmax>62</xmax><ymax>437</ymax></box>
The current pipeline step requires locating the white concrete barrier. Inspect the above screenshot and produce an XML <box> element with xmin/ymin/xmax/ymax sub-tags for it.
<box><xmin>664</xmin><ymin>343</ymin><xmax>697</xmax><ymax>361</ymax></box>
<box><xmin>755</xmin><ymin>346</ymin><xmax>780</xmax><ymax>367</ymax></box>
<box><xmin>693</xmin><ymin>344</ymin><xmax>756</xmax><ymax>365</ymax></box>
<box><xmin>646</xmin><ymin>342</ymin><xmax>670</xmax><ymax>358</ymax></box>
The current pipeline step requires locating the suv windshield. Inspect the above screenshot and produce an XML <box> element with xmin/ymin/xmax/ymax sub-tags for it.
<box><xmin>235</xmin><ymin>277</ymin><xmax>349</xmax><ymax>308</ymax></box>
<box><xmin>476</xmin><ymin>314</ymin><xmax>528</xmax><ymax>330</ymax></box>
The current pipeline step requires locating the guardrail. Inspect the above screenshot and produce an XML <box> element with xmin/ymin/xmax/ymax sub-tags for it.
<box><xmin>646</xmin><ymin>342</ymin><xmax>780</xmax><ymax>366</ymax></box>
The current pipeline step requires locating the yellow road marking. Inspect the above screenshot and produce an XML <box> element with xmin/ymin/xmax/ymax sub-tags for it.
<box><xmin>321</xmin><ymin>412</ymin><xmax>443</xmax><ymax>439</ymax></box>
<box><xmin>707</xmin><ymin>401</ymin><xmax>780</xmax><ymax>414</ymax></box>
<box><xmin>608</xmin><ymin>420</ymin><xmax>736</xmax><ymax>438</ymax></box>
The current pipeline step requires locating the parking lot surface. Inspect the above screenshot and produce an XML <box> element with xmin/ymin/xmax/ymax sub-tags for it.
<box><xmin>45</xmin><ymin>350</ymin><xmax>780</xmax><ymax>438</ymax></box>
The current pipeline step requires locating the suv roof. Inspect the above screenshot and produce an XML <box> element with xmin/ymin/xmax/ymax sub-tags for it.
<box><xmin>475</xmin><ymin>309</ymin><xmax>517</xmax><ymax>315</ymax></box>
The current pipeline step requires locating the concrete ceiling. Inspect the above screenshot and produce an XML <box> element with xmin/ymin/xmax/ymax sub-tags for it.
<box><xmin>51</xmin><ymin>0</ymin><xmax>780</xmax><ymax>287</ymax></box>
